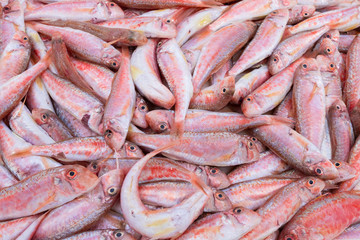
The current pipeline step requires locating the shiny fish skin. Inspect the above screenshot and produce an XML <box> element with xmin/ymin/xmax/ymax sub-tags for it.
<box><xmin>328</xmin><ymin>99</ymin><xmax>355</xmax><ymax>162</ymax></box>
<box><xmin>11</xmin><ymin>136</ymin><xmax>113</xmax><ymax>161</ymax></box>
<box><xmin>128</xmin><ymin>125</ymin><xmax>259</xmax><ymax>166</ymax></box>
<box><xmin>242</xmin><ymin>177</ymin><xmax>325</xmax><ymax>240</ymax></box>
<box><xmin>228</xmin><ymin>151</ymin><xmax>290</xmax><ymax>184</ymax></box>
<box><xmin>288</xmin><ymin>4</ymin><xmax>315</xmax><ymax>25</ymax></box>
<box><xmin>228</xmin><ymin>9</ymin><xmax>289</xmax><ymax>76</ymax></box>
<box><xmin>24</xmin><ymin>1</ymin><xmax>124</xmax><ymax>23</ymax></box>
<box><xmin>293</xmin><ymin>58</ymin><xmax>326</xmax><ymax>149</ymax></box>
<box><xmin>279</xmin><ymin>191</ymin><xmax>360</xmax><ymax>240</ymax></box>
<box><xmin>334</xmin><ymin>222</ymin><xmax>360</xmax><ymax>240</ymax></box>
<box><xmin>251</xmin><ymin>124</ymin><xmax>339</xmax><ymax>179</ymax></box>
<box><xmin>0</xmin><ymin>165</ymin><xmax>98</xmax><ymax>221</ymax></box>
<box><xmin>175</xmin><ymin>207</ymin><xmax>262</xmax><ymax>240</ymax></box>
<box><xmin>0</xmin><ymin>214</ymin><xmax>40</xmax><ymax>240</ymax></box>
<box><xmin>33</xmin><ymin>169</ymin><xmax>122</xmax><ymax>240</ymax></box>
<box><xmin>111</xmin><ymin>0</ymin><xmax>222</xmax><ymax>9</ymax></box>
<box><xmin>223</xmin><ymin>177</ymin><xmax>296</xmax><ymax>210</ymax></box>
<box><xmin>61</xmin><ymin>229</ymin><xmax>135</xmax><ymax>240</ymax></box>
<box><xmin>268</xmin><ymin>25</ymin><xmax>329</xmax><ymax>75</ymax></box>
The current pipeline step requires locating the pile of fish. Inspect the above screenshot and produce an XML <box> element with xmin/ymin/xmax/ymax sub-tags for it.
<box><xmin>2</xmin><ymin>0</ymin><xmax>360</xmax><ymax>239</ymax></box>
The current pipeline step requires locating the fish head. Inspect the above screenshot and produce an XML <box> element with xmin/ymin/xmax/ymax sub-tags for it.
<box><xmin>229</xmin><ymin>207</ymin><xmax>262</xmax><ymax>228</ymax></box>
<box><xmin>106</xmin><ymin>2</ymin><xmax>124</xmax><ymax>20</ymax></box>
<box><xmin>61</xmin><ymin>164</ymin><xmax>99</xmax><ymax>194</ymax></box>
<box><xmin>300</xmin><ymin>5</ymin><xmax>316</xmax><ymax>19</ymax></box>
<box><xmin>153</xmin><ymin>17</ymin><xmax>177</xmax><ymax>39</ymax></box>
<box><xmin>241</xmin><ymin>93</ymin><xmax>264</xmax><ymax>118</ymax></box>
<box><xmin>268</xmin><ymin>50</ymin><xmax>287</xmax><ymax>74</ymax></box>
<box><xmin>31</xmin><ymin>108</ymin><xmax>52</xmax><ymax>125</ymax></box>
<box><xmin>243</xmin><ymin>135</ymin><xmax>266</xmax><ymax>153</ymax></box>
<box><xmin>323</xmin><ymin>29</ymin><xmax>340</xmax><ymax>43</ymax></box>
<box><xmin>132</xmin><ymin>95</ymin><xmax>149</xmax><ymax>129</ymax></box>
<box><xmin>268</xmin><ymin>8</ymin><xmax>289</xmax><ymax>20</ymax></box>
<box><xmin>146</xmin><ymin>110</ymin><xmax>173</xmax><ymax>133</ymax></box>
<box><xmin>297</xmin><ymin>58</ymin><xmax>319</xmax><ymax>75</ymax></box>
<box><xmin>300</xmin><ymin>177</ymin><xmax>325</xmax><ymax>197</ymax></box>
<box><xmin>310</xmin><ymin>159</ymin><xmax>339</xmax><ymax>180</ymax></box>
<box><xmin>241</xmin><ymin>136</ymin><xmax>260</xmax><ymax>163</ymax></box>
<box><xmin>103</xmin><ymin>118</ymin><xmax>127</xmax><ymax>152</ymax></box>
<box><xmin>204</xmin><ymin>190</ymin><xmax>232</xmax><ymax>212</ymax></box>
<box><xmin>12</xmin><ymin>31</ymin><xmax>31</xmax><ymax>49</ymax></box>
<box><xmin>103</xmin><ymin>47</ymin><xmax>121</xmax><ymax>70</ymax></box>
<box><xmin>100</xmin><ymin>169</ymin><xmax>123</xmax><ymax>203</ymax></box>
<box><xmin>109</xmin><ymin>229</ymin><xmax>135</xmax><ymax>240</ymax></box>
<box><xmin>329</xmin><ymin>99</ymin><xmax>348</xmax><ymax>120</ymax></box>
<box><xmin>84</xmin><ymin>106</ymin><xmax>104</xmax><ymax>134</ymax></box>
<box><xmin>319</xmin><ymin>38</ymin><xmax>337</xmax><ymax>57</ymax></box>
<box><xmin>122</xmin><ymin>141</ymin><xmax>144</xmax><ymax>158</ymax></box>
<box><xmin>88</xmin><ymin>161</ymin><xmax>101</xmax><ymax>175</ymax></box>
<box><xmin>204</xmin><ymin>166</ymin><xmax>231</xmax><ymax>189</ymax></box>
<box><xmin>216</xmin><ymin>75</ymin><xmax>235</xmax><ymax>100</ymax></box>
<box><xmin>330</xmin><ymin>160</ymin><xmax>356</xmax><ymax>183</ymax></box>
<box><xmin>317</xmin><ymin>55</ymin><xmax>337</xmax><ymax>75</ymax></box>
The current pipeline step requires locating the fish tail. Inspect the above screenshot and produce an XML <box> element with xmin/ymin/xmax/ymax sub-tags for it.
<box><xmin>269</xmin><ymin>116</ymin><xmax>295</xmax><ymax>128</ymax></box>
<box><xmin>189</xmin><ymin>171</ymin><xmax>211</xmax><ymax>196</ymax></box>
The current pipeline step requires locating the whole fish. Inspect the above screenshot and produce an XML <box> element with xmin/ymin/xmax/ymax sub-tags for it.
<box><xmin>32</xmin><ymin>108</ymin><xmax>74</xmax><ymax>142</ymax></box>
<box><xmin>0</xmin><ymin>165</ymin><xmax>98</xmax><ymax>221</ymax></box>
<box><xmin>209</xmin><ymin>0</ymin><xmax>296</xmax><ymax>31</ymax></box>
<box><xmin>145</xmin><ymin>109</ymin><xmax>292</xmax><ymax>133</ymax></box>
<box><xmin>279</xmin><ymin>191</ymin><xmax>360</xmax><ymax>240</ymax></box>
<box><xmin>98</xmin><ymin>17</ymin><xmax>176</xmax><ymax>39</ymax></box>
<box><xmin>241</xmin><ymin>177</ymin><xmax>325</xmax><ymax>240</ymax></box>
<box><xmin>111</xmin><ymin>0</ymin><xmax>222</xmax><ymax>9</ymax></box>
<box><xmin>157</xmin><ymin>38</ymin><xmax>193</xmax><ymax>135</ymax></box>
<box><xmin>229</xmin><ymin>9</ymin><xmax>289</xmax><ymax>76</ymax></box>
<box><xmin>130</xmin><ymin>39</ymin><xmax>175</xmax><ymax>109</ymax></box>
<box><xmin>241</xmin><ymin>58</ymin><xmax>303</xmax><ymax>117</ymax></box>
<box><xmin>24</xmin><ymin>1</ymin><xmax>124</xmax><ymax>23</ymax></box>
<box><xmin>175</xmin><ymin>207</ymin><xmax>262</xmax><ymax>240</ymax></box>
<box><xmin>128</xmin><ymin>125</ymin><xmax>259</xmax><ymax>166</ymax></box>
<box><xmin>328</xmin><ymin>99</ymin><xmax>355</xmax><ymax>162</ymax></box>
<box><xmin>102</xmin><ymin>47</ymin><xmax>136</xmax><ymax>152</ymax></box>
<box><xmin>251</xmin><ymin>124</ymin><xmax>339</xmax><ymax>179</ymax></box>
<box><xmin>287</xmin><ymin>5</ymin><xmax>360</xmax><ymax>35</ymax></box>
<box><xmin>268</xmin><ymin>25</ymin><xmax>329</xmax><ymax>75</ymax></box>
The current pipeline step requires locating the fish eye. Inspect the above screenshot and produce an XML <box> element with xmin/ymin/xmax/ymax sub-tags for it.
<box><xmin>233</xmin><ymin>207</ymin><xmax>242</xmax><ymax>214</ymax></box>
<box><xmin>107</xmin><ymin>187</ymin><xmax>117</xmax><ymax>196</ymax></box>
<box><xmin>41</xmin><ymin>113</ymin><xmax>48</xmax><ymax>121</ymax></box>
<box><xmin>287</xmin><ymin>238</ymin><xmax>293</xmax><ymax>240</ymax></box>
<box><xmin>114</xmin><ymin>230</ymin><xmax>124</xmax><ymax>238</ymax></box>
<box><xmin>92</xmin><ymin>163</ymin><xmax>98</xmax><ymax>169</ymax></box>
<box><xmin>326</xmin><ymin>34</ymin><xmax>331</xmax><ymax>38</ymax></box>
<box><xmin>246</xmin><ymin>96</ymin><xmax>252</xmax><ymax>102</ymax></box>
<box><xmin>315</xmin><ymin>168</ymin><xmax>323</xmax><ymax>175</ymax></box>
<box><xmin>272</xmin><ymin>11</ymin><xmax>278</xmax><ymax>14</ymax></box>
<box><xmin>304</xmin><ymin>12</ymin><xmax>309</xmax><ymax>16</ymax></box>
<box><xmin>308</xmin><ymin>179</ymin><xmax>314</xmax><ymax>185</ymax></box>
<box><xmin>139</xmin><ymin>103</ymin><xmax>148</xmax><ymax>112</ymax></box>
<box><xmin>66</xmin><ymin>170</ymin><xmax>77</xmax><ymax>179</ymax></box>
<box><xmin>110</xmin><ymin>60</ymin><xmax>119</xmax><ymax>68</ymax></box>
<box><xmin>335</xmin><ymin>162</ymin><xmax>341</xmax><ymax>167</ymax></box>
<box><xmin>273</xmin><ymin>56</ymin><xmax>278</xmax><ymax>62</ymax></box>
<box><xmin>23</xmin><ymin>36</ymin><xmax>28</xmax><ymax>41</ymax></box>
<box><xmin>158</xmin><ymin>122</ymin><xmax>167</xmax><ymax>131</ymax></box>
<box><xmin>110</xmin><ymin>2</ymin><xmax>115</xmax><ymax>6</ymax></box>
<box><xmin>166</xmin><ymin>19</ymin><xmax>171</xmax><ymax>23</ymax></box>
<box><xmin>247</xmin><ymin>141</ymin><xmax>254</xmax><ymax>148</ymax></box>
<box><xmin>302</xmin><ymin>64</ymin><xmax>307</xmax><ymax>69</ymax></box>
<box><xmin>336</xmin><ymin>105</ymin><xmax>341</xmax><ymax>110</ymax></box>
<box><xmin>3</xmin><ymin>6</ymin><xmax>10</xmax><ymax>11</ymax></box>
<box><xmin>252</xmin><ymin>137</ymin><xmax>257</xmax><ymax>142</ymax></box>
<box><xmin>215</xmin><ymin>191</ymin><xmax>225</xmax><ymax>200</ymax></box>
<box><xmin>105</xmin><ymin>129</ymin><xmax>113</xmax><ymax>139</ymax></box>
<box><xmin>127</xmin><ymin>144</ymin><xmax>136</xmax><ymax>152</ymax></box>
<box><xmin>326</xmin><ymin>48</ymin><xmax>331</xmax><ymax>53</ymax></box>
<box><xmin>210</xmin><ymin>168</ymin><xmax>218</xmax><ymax>174</ymax></box>
<box><xmin>330</xmin><ymin>63</ymin><xmax>335</xmax><ymax>68</ymax></box>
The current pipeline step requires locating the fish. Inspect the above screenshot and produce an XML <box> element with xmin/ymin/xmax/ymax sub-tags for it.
<box><xmin>0</xmin><ymin>165</ymin><xmax>98</xmax><ymax>221</ymax></box>
<box><xmin>111</xmin><ymin>0</ymin><xmax>222</xmax><ymax>9</ymax></box>
<box><xmin>61</xmin><ymin>229</ymin><xmax>135</xmax><ymax>240</ymax></box>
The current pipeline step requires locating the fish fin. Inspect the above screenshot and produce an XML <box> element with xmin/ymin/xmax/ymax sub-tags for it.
<box><xmin>308</xmin><ymin>83</ymin><xmax>319</xmax><ymax>102</ymax></box>
<box><xmin>268</xmin><ymin>116</ymin><xmax>295</xmax><ymax>128</ymax></box>
<box><xmin>200</xmin><ymin>0</ymin><xmax>223</xmax><ymax>7</ymax></box>
<box><xmin>9</xmin><ymin>146</ymin><xmax>33</xmax><ymax>158</ymax></box>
